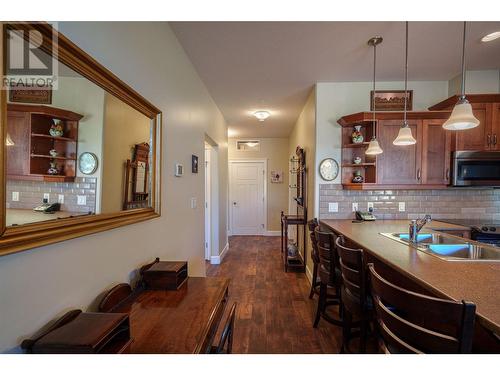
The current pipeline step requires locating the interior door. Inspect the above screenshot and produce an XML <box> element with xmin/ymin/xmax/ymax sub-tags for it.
<box><xmin>377</xmin><ymin>119</ymin><xmax>422</xmax><ymax>185</ymax></box>
<box><xmin>455</xmin><ymin>103</ymin><xmax>492</xmax><ymax>151</ymax></box>
<box><xmin>422</xmin><ymin>119</ymin><xmax>452</xmax><ymax>185</ymax></box>
<box><xmin>230</xmin><ymin>161</ymin><xmax>265</xmax><ymax>235</ymax></box>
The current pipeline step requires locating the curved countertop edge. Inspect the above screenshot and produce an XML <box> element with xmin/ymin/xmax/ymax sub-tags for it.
<box><xmin>320</xmin><ymin>219</ymin><xmax>500</xmax><ymax>336</ymax></box>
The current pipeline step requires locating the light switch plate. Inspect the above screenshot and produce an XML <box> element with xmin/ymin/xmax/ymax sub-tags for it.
<box><xmin>12</xmin><ymin>192</ymin><xmax>19</xmax><ymax>202</ymax></box>
<box><xmin>367</xmin><ymin>202</ymin><xmax>374</xmax><ymax>210</ymax></box>
<box><xmin>43</xmin><ymin>193</ymin><xmax>50</xmax><ymax>201</ymax></box>
<box><xmin>58</xmin><ymin>194</ymin><xmax>65</xmax><ymax>204</ymax></box>
<box><xmin>191</xmin><ymin>197</ymin><xmax>197</xmax><ymax>209</ymax></box>
<box><xmin>328</xmin><ymin>202</ymin><xmax>339</xmax><ymax>213</ymax></box>
<box><xmin>77</xmin><ymin>195</ymin><xmax>87</xmax><ymax>205</ymax></box>
<box><xmin>399</xmin><ymin>202</ymin><xmax>406</xmax><ymax>212</ymax></box>
<box><xmin>352</xmin><ymin>202</ymin><xmax>359</xmax><ymax>212</ymax></box>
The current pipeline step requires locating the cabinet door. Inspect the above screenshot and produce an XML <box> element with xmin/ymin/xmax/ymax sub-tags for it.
<box><xmin>491</xmin><ymin>103</ymin><xmax>500</xmax><ymax>150</ymax></box>
<box><xmin>455</xmin><ymin>103</ymin><xmax>492</xmax><ymax>150</ymax></box>
<box><xmin>7</xmin><ymin>111</ymin><xmax>31</xmax><ymax>176</ymax></box>
<box><xmin>422</xmin><ymin>119</ymin><xmax>451</xmax><ymax>185</ymax></box>
<box><xmin>377</xmin><ymin>119</ymin><xmax>422</xmax><ymax>185</ymax></box>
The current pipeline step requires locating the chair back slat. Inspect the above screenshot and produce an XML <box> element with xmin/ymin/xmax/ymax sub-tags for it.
<box><xmin>98</xmin><ymin>283</ymin><xmax>133</xmax><ymax>312</ymax></box>
<box><xmin>308</xmin><ymin>219</ymin><xmax>320</xmax><ymax>264</ymax></box>
<box><xmin>315</xmin><ymin>228</ymin><xmax>339</xmax><ymax>284</ymax></box>
<box><xmin>368</xmin><ymin>264</ymin><xmax>476</xmax><ymax>354</ymax></box>
<box><xmin>212</xmin><ymin>303</ymin><xmax>237</xmax><ymax>354</ymax></box>
<box><xmin>335</xmin><ymin>236</ymin><xmax>366</xmax><ymax>305</ymax></box>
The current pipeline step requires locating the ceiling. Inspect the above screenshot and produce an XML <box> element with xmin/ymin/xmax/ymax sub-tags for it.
<box><xmin>170</xmin><ymin>22</ymin><xmax>500</xmax><ymax>138</ymax></box>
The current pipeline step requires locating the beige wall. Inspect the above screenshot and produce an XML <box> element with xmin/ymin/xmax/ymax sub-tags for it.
<box><xmin>101</xmin><ymin>93</ymin><xmax>151</xmax><ymax>213</ymax></box>
<box><xmin>0</xmin><ymin>22</ymin><xmax>228</xmax><ymax>353</ymax></box>
<box><xmin>288</xmin><ymin>88</ymin><xmax>316</xmax><ymax>279</ymax></box>
<box><xmin>228</xmin><ymin>137</ymin><xmax>289</xmax><ymax>232</ymax></box>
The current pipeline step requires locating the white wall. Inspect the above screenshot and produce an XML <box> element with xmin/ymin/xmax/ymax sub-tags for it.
<box><xmin>448</xmin><ymin>70</ymin><xmax>500</xmax><ymax>96</ymax></box>
<box><xmin>0</xmin><ymin>22</ymin><xmax>228</xmax><ymax>353</ymax></box>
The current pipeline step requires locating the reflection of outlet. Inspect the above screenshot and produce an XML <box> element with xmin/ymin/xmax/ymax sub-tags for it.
<box><xmin>328</xmin><ymin>202</ymin><xmax>339</xmax><ymax>213</ymax></box>
<box><xmin>367</xmin><ymin>202</ymin><xmax>374</xmax><ymax>211</ymax></box>
<box><xmin>77</xmin><ymin>195</ymin><xmax>86</xmax><ymax>205</ymax></box>
<box><xmin>58</xmin><ymin>194</ymin><xmax>65</xmax><ymax>204</ymax></box>
<box><xmin>12</xmin><ymin>192</ymin><xmax>19</xmax><ymax>202</ymax></box>
<box><xmin>44</xmin><ymin>193</ymin><xmax>50</xmax><ymax>201</ymax></box>
<box><xmin>352</xmin><ymin>202</ymin><xmax>359</xmax><ymax>212</ymax></box>
<box><xmin>399</xmin><ymin>202</ymin><xmax>406</xmax><ymax>212</ymax></box>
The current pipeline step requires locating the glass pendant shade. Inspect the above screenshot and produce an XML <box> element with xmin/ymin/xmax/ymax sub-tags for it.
<box><xmin>5</xmin><ymin>133</ymin><xmax>15</xmax><ymax>146</ymax></box>
<box><xmin>442</xmin><ymin>101</ymin><xmax>479</xmax><ymax>130</ymax></box>
<box><xmin>393</xmin><ymin>125</ymin><xmax>416</xmax><ymax>145</ymax></box>
<box><xmin>365</xmin><ymin>138</ymin><xmax>383</xmax><ymax>155</ymax></box>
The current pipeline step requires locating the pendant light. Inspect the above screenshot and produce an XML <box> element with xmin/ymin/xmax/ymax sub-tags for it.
<box><xmin>393</xmin><ymin>22</ymin><xmax>417</xmax><ymax>146</ymax></box>
<box><xmin>5</xmin><ymin>133</ymin><xmax>15</xmax><ymax>146</ymax></box>
<box><xmin>366</xmin><ymin>36</ymin><xmax>383</xmax><ymax>155</ymax></box>
<box><xmin>443</xmin><ymin>22</ymin><xmax>479</xmax><ymax>130</ymax></box>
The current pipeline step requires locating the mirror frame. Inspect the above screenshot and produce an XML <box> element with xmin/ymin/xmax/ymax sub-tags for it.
<box><xmin>0</xmin><ymin>22</ymin><xmax>162</xmax><ymax>256</ymax></box>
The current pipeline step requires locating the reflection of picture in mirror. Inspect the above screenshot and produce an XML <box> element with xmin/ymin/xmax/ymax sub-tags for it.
<box><xmin>135</xmin><ymin>162</ymin><xmax>147</xmax><ymax>193</ymax></box>
<box><xmin>192</xmin><ymin>155</ymin><xmax>198</xmax><ymax>173</ymax></box>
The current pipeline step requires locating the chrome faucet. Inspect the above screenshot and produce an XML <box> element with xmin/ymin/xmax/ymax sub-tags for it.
<box><xmin>409</xmin><ymin>215</ymin><xmax>432</xmax><ymax>243</ymax></box>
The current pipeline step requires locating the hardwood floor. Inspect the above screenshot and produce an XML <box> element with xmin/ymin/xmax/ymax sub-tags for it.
<box><xmin>206</xmin><ymin>235</ymin><xmax>343</xmax><ymax>353</ymax></box>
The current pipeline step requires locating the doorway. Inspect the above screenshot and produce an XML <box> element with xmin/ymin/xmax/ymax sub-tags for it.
<box><xmin>229</xmin><ymin>160</ymin><xmax>267</xmax><ymax>235</ymax></box>
<box><xmin>205</xmin><ymin>143</ymin><xmax>212</xmax><ymax>261</ymax></box>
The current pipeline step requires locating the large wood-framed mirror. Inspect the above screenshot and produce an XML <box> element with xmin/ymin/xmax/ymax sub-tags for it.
<box><xmin>0</xmin><ymin>22</ymin><xmax>162</xmax><ymax>256</ymax></box>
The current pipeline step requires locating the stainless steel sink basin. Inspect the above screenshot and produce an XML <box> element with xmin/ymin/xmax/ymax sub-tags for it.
<box><xmin>380</xmin><ymin>232</ymin><xmax>500</xmax><ymax>261</ymax></box>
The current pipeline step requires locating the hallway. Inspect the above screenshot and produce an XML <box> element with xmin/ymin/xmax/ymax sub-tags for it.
<box><xmin>206</xmin><ymin>235</ymin><xmax>342</xmax><ymax>353</ymax></box>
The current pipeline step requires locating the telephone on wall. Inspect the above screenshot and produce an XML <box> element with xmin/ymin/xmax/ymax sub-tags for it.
<box><xmin>33</xmin><ymin>202</ymin><xmax>61</xmax><ymax>213</ymax></box>
<box><xmin>355</xmin><ymin>210</ymin><xmax>376</xmax><ymax>221</ymax></box>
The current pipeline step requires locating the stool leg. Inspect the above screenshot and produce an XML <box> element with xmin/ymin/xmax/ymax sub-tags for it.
<box><xmin>313</xmin><ymin>282</ymin><xmax>325</xmax><ymax>328</ymax></box>
<box><xmin>360</xmin><ymin>318</ymin><xmax>368</xmax><ymax>354</ymax></box>
<box><xmin>341</xmin><ymin>307</ymin><xmax>352</xmax><ymax>353</ymax></box>
<box><xmin>280</xmin><ymin>212</ymin><xmax>284</xmax><ymax>253</ymax></box>
<box><xmin>309</xmin><ymin>262</ymin><xmax>318</xmax><ymax>299</ymax></box>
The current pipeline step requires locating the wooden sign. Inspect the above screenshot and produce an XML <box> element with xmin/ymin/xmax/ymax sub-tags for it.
<box><xmin>370</xmin><ymin>90</ymin><xmax>413</xmax><ymax>111</ymax></box>
<box><xmin>9</xmin><ymin>86</ymin><xmax>52</xmax><ymax>104</ymax></box>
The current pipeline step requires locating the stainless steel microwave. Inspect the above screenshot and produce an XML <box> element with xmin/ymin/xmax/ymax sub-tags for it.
<box><xmin>452</xmin><ymin>151</ymin><xmax>500</xmax><ymax>187</ymax></box>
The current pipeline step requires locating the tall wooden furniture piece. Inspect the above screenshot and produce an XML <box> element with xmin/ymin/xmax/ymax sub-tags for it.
<box><xmin>429</xmin><ymin>94</ymin><xmax>500</xmax><ymax>151</ymax></box>
<box><xmin>7</xmin><ymin>104</ymin><xmax>83</xmax><ymax>182</ymax></box>
<box><xmin>98</xmin><ymin>283</ymin><xmax>133</xmax><ymax>313</ymax></box>
<box><xmin>338</xmin><ymin>111</ymin><xmax>452</xmax><ymax>189</ymax></box>
<box><xmin>123</xmin><ymin>142</ymin><xmax>150</xmax><ymax>210</ymax></box>
<box><xmin>308</xmin><ymin>218</ymin><xmax>320</xmax><ymax>299</ymax></box>
<box><xmin>280</xmin><ymin>146</ymin><xmax>307</xmax><ymax>273</ymax></box>
<box><xmin>368</xmin><ymin>263</ymin><xmax>476</xmax><ymax>353</ymax></box>
<box><xmin>313</xmin><ymin>228</ymin><xmax>342</xmax><ymax>329</ymax></box>
<box><xmin>335</xmin><ymin>236</ymin><xmax>373</xmax><ymax>353</ymax></box>
<box><xmin>210</xmin><ymin>302</ymin><xmax>237</xmax><ymax>354</ymax></box>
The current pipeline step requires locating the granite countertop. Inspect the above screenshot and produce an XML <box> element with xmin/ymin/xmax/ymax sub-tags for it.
<box><xmin>321</xmin><ymin>219</ymin><xmax>500</xmax><ymax>335</ymax></box>
<box><xmin>6</xmin><ymin>209</ymin><xmax>91</xmax><ymax>227</ymax></box>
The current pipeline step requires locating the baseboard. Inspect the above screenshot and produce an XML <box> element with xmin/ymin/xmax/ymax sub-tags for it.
<box><xmin>305</xmin><ymin>264</ymin><xmax>313</xmax><ymax>285</ymax></box>
<box><xmin>264</xmin><ymin>231</ymin><xmax>280</xmax><ymax>236</ymax></box>
<box><xmin>210</xmin><ymin>242</ymin><xmax>229</xmax><ymax>265</ymax></box>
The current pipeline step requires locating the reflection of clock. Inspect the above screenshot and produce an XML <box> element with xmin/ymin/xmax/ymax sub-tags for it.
<box><xmin>319</xmin><ymin>158</ymin><xmax>339</xmax><ymax>181</ymax></box>
<box><xmin>78</xmin><ymin>152</ymin><xmax>98</xmax><ymax>175</ymax></box>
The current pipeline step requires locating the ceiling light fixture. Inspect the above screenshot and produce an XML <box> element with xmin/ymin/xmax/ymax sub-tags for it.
<box><xmin>365</xmin><ymin>36</ymin><xmax>383</xmax><ymax>156</ymax></box>
<box><xmin>393</xmin><ymin>22</ymin><xmax>417</xmax><ymax>146</ymax></box>
<box><xmin>5</xmin><ymin>133</ymin><xmax>15</xmax><ymax>146</ymax></box>
<box><xmin>481</xmin><ymin>31</ymin><xmax>500</xmax><ymax>42</ymax></box>
<box><xmin>253</xmin><ymin>110</ymin><xmax>270</xmax><ymax>122</ymax></box>
<box><xmin>443</xmin><ymin>22</ymin><xmax>480</xmax><ymax>131</ymax></box>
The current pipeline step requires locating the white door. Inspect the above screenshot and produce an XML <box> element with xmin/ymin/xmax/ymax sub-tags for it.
<box><xmin>230</xmin><ymin>161</ymin><xmax>265</xmax><ymax>235</ymax></box>
<box><xmin>204</xmin><ymin>146</ymin><xmax>211</xmax><ymax>260</ymax></box>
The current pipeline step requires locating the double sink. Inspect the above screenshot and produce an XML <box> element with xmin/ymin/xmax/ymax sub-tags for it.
<box><xmin>380</xmin><ymin>231</ymin><xmax>500</xmax><ymax>261</ymax></box>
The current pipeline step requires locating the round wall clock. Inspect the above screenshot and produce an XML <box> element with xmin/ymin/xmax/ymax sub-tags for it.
<box><xmin>78</xmin><ymin>152</ymin><xmax>98</xmax><ymax>175</ymax></box>
<box><xmin>319</xmin><ymin>158</ymin><xmax>339</xmax><ymax>181</ymax></box>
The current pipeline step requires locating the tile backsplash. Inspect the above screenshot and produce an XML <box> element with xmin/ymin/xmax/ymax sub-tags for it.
<box><xmin>319</xmin><ymin>184</ymin><xmax>500</xmax><ymax>221</ymax></box>
<box><xmin>6</xmin><ymin>177</ymin><xmax>97</xmax><ymax>213</ymax></box>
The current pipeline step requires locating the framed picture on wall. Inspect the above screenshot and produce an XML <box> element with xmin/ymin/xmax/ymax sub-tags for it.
<box><xmin>192</xmin><ymin>155</ymin><xmax>199</xmax><ymax>173</ymax></box>
<box><xmin>370</xmin><ymin>90</ymin><xmax>413</xmax><ymax>111</ymax></box>
<box><xmin>271</xmin><ymin>170</ymin><xmax>283</xmax><ymax>183</ymax></box>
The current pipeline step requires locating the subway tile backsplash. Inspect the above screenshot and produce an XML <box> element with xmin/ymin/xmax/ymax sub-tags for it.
<box><xmin>319</xmin><ymin>184</ymin><xmax>500</xmax><ymax>221</ymax></box>
<box><xmin>6</xmin><ymin>177</ymin><xmax>97</xmax><ymax>213</ymax></box>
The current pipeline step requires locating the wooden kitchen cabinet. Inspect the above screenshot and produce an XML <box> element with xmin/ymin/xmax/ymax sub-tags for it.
<box><xmin>492</xmin><ymin>103</ymin><xmax>500</xmax><ymax>150</ymax></box>
<box><xmin>421</xmin><ymin>119</ymin><xmax>452</xmax><ymax>185</ymax></box>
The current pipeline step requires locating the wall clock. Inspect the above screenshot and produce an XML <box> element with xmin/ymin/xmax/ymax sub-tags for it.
<box><xmin>78</xmin><ymin>152</ymin><xmax>98</xmax><ymax>175</ymax></box>
<box><xmin>319</xmin><ymin>158</ymin><xmax>339</xmax><ymax>181</ymax></box>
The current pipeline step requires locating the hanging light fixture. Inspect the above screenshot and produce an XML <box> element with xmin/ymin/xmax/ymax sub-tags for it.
<box><xmin>393</xmin><ymin>22</ymin><xmax>417</xmax><ymax>146</ymax></box>
<box><xmin>5</xmin><ymin>133</ymin><xmax>15</xmax><ymax>146</ymax></box>
<box><xmin>443</xmin><ymin>22</ymin><xmax>479</xmax><ymax>131</ymax></box>
<box><xmin>366</xmin><ymin>36</ymin><xmax>383</xmax><ymax>155</ymax></box>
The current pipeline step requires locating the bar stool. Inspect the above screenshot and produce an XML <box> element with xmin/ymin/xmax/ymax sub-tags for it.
<box><xmin>307</xmin><ymin>218</ymin><xmax>320</xmax><ymax>299</ymax></box>
<box><xmin>335</xmin><ymin>236</ymin><xmax>373</xmax><ymax>353</ymax></box>
<box><xmin>368</xmin><ymin>263</ymin><xmax>476</xmax><ymax>353</ymax></box>
<box><xmin>313</xmin><ymin>227</ymin><xmax>342</xmax><ymax>328</ymax></box>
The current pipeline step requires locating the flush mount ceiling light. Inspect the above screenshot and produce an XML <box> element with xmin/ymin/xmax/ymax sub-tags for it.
<box><xmin>365</xmin><ymin>36</ymin><xmax>383</xmax><ymax>156</ymax></box>
<box><xmin>443</xmin><ymin>22</ymin><xmax>480</xmax><ymax>131</ymax></box>
<box><xmin>481</xmin><ymin>31</ymin><xmax>500</xmax><ymax>42</ymax></box>
<box><xmin>393</xmin><ymin>22</ymin><xmax>417</xmax><ymax>146</ymax></box>
<box><xmin>253</xmin><ymin>110</ymin><xmax>270</xmax><ymax>122</ymax></box>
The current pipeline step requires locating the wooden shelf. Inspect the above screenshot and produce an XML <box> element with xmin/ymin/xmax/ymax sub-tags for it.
<box><xmin>31</xmin><ymin>154</ymin><xmax>76</xmax><ymax>161</ymax></box>
<box><xmin>343</xmin><ymin>142</ymin><xmax>370</xmax><ymax>148</ymax></box>
<box><xmin>31</xmin><ymin>133</ymin><xmax>76</xmax><ymax>142</ymax></box>
<box><xmin>342</xmin><ymin>163</ymin><xmax>376</xmax><ymax>167</ymax></box>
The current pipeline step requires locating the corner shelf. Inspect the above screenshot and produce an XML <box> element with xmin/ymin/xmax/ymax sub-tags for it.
<box><xmin>31</xmin><ymin>134</ymin><xmax>76</xmax><ymax>142</ymax></box>
<box><xmin>31</xmin><ymin>154</ymin><xmax>76</xmax><ymax>161</ymax></box>
<box><xmin>342</xmin><ymin>163</ymin><xmax>376</xmax><ymax>168</ymax></box>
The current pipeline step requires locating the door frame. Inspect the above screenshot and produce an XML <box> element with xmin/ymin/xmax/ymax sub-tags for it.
<box><xmin>228</xmin><ymin>159</ymin><xmax>268</xmax><ymax>236</ymax></box>
<box><xmin>204</xmin><ymin>145</ymin><xmax>211</xmax><ymax>260</ymax></box>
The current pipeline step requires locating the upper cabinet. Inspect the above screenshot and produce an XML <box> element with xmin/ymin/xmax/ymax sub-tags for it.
<box><xmin>429</xmin><ymin>94</ymin><xmax>500</xmax><ymax>151</ymax></box>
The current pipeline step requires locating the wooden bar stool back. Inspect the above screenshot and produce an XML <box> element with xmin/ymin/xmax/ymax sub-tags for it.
<box><xmin>307</xmin><ymin>218</ymin><xmax>320</xmax><ymax>299</ymax></box>
<box><xmin>368</xmin><ymin>263</ymin><xmax>476</xmax><ymax>353</ymax></box>
<box><xmin>211</xmin><ymin>303</ymin><xmax>237</xmax><ymax>354</ymax></box>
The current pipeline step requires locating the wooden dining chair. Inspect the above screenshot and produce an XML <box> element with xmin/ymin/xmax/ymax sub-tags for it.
<box><xmin>307</xmin><ymin>218</ymin><xmax>320</xmax><ymax>299</ymax></box>
<box><xmin>368</xmin><ymin>263</ymin><xmax>476</xmax><ymax>353</ymax></box>
<box><xmin>210</xmin><ymin>303</ymin><xmax>237</xmax><ymax>354</ymax></box>
<box><xmin>335</xmin><ymin>236</ymin><xmax>372</xmax><ymax>353</ymax></box>
<box><xmin>98</xmin><ymin>283</ymin><xmax>133</xmax><ymax>312</ymax></box>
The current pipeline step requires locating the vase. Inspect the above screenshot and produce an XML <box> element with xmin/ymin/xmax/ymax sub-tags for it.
<box><xmin>287</xmin><ymin>240</ymin><xmax>298</xmax><ymax>258</ymax></box>
<box><xmin>47</xmin><ymin>161</ymin><xmax>59</xmax><ymax>175</ymax></box>
<box><xmin>352</xmin><ymin>170</ymin><xmax>364</xmax><ymax>183</ymax></box>
<box><xmin>49</xmin><ymin>149</ymin><xmax>58</xmax><ymax>157</ymax></box>
<box><xmin>353</xmin><ymin>156</ymin><xmax>362</xmax><ymax>165</ymax></box>
<box><xmin>351</xmin><ymin>125</ymin><xmax>364</xmax><ymax>144</ymax></box>
<box><xmin>49</xmin><ymin>119</ymin><xmax>64</xmax><ymax>137</ymax></box>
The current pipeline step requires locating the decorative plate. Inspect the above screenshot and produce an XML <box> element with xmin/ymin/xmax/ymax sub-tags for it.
<box><xmin>319</xmin><ymin>158</ymin><xmax>339</xmax><ymax>181</ymax></box>
<box><xmin>78</xmin><ymin>152</ymin><xmax>98</xmax><ymax>175</ymax></box>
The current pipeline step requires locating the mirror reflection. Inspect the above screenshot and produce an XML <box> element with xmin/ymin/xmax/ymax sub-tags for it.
<box><xmin>5</xmin><ymin>43</ymin><xmax>153</xmax><ymax>227</ymax></box>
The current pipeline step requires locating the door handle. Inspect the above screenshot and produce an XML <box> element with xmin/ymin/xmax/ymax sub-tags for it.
<box><xmin>233</xmin><ymin>202</ymin><xmax>237</xmax><ymax>206</ymax></box>
<box><xmin>487</xmin><ymin>134</ymin><xmax>491</xmax><ymax>146</ymax></box>
<box><xmin>417</xmin><ymin>169</ymin><xmax>421</xmax><ymax>181</ymax></box>
<box><xmin>445</xmin><ymin>168</ymin><xmax>450</xmax><ymax>181</ymax></box>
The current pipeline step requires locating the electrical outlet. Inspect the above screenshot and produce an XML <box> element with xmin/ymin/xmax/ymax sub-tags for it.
<box><xmin>352</xmin><ymin>202</ymin><xmax>359</xmax><ymax>212</ymax></box>
<box><xmin>12</xmin><ymin>192</ymin><xmax>19</xmax><ymax>202</ymax></box>
<box><xmin>43</xmin><ymin>193</ymin><xmax>50</xmax><ymax>201</ymax></box>
<box><xmin>58</xmin><ymin>194</ymin><xmax>65</xmax><ymax>204</ymax></box>
<box><xmin>328</xmin><ymin>202</ymin><xmax>339</xmax><ymax>213</ymax></box>
<box><xmin>367</xmin><ymin>202</ymin><xmax>374</xmax><ymax>211</ymax></box>
<box><xmin>191</xmin><ymin>197</ymin><xmax>197</xmax><ymax>209</ymax></box>
<box><xmin>399</xmin><ymin>202</ymin><xmax>406</xmax><ymax>212</ymax></box>
<box><xmin>77</xmin><ymin>195</ymin><xmax>87</xmax><ymax>205</ymax></box>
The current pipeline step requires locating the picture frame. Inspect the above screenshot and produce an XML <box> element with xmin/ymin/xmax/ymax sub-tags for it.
<box><xmin>271</xmin><ymin>170</ymin><xmax>283</xmax><ymax>183</ymax></box>
<box><xmin>9</xmin><ymin>84</ymin><xmax>53</xmax><ymax>104</ymax></box>
<box><xmin>370</xmin><ymin>90</ymin><xmax>413</xmax><ymax>111</ymax></box>
<box><xmin>192</xmin><ymin>155</ymin><xmax>199</xmax><ymax>173</ymax></box>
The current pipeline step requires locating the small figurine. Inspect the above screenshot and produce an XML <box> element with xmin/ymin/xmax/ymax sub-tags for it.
<box><xmin>47</xmin><ymin>161</ymin><xmax>59</xmax><ymax>175</ymax></box>
<box><xmin>352</xmin><ymin>170</ymin><xmax>364</xmax><ymax>183</ymax></box>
